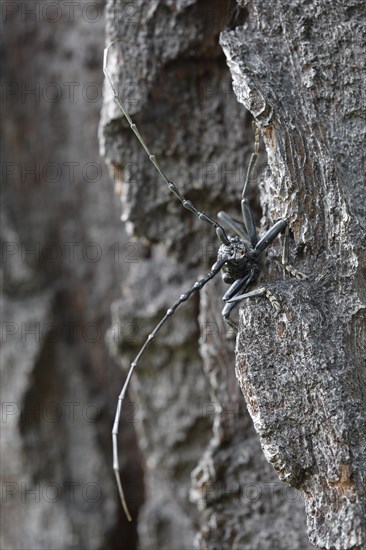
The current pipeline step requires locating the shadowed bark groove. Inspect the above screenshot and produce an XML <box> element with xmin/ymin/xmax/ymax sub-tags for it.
<box><xmin>2</xmin><ymin>2</ymin><xmax>142</xmax><ymax>548</ymax></box>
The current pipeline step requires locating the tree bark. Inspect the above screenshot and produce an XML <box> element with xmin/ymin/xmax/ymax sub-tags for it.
<box><xmin>99</xmin><ymin>0</ymin><xmax>366</xmax><ymax>548</ymax></box>
<box><xmin>220</xmin><ymin>1</ymin><xmax>366</xmax><ymax>549</ymax></box>
<box><xmin>2</xmin><ymin>2</ymin><xmax>142</xmax><ymax>548</ymax></box>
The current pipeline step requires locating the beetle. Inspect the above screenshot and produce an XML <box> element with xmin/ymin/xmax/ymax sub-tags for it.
<box><xmin>103</xmin><ymin>40</ymin><xmax>307</xmax><ymax>521</ymax></box>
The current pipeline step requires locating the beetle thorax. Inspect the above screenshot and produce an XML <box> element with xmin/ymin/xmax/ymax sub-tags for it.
<box><xmin>217</xmin><ymin>235</ymin><xmax>257</xmax><ymax>284</ymax></box>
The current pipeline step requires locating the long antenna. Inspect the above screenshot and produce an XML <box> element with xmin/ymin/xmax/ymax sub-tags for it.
<box><xmin>103</xmin><ymin>39</ymin><xmax>231</xmax><ymax>521</ymax></box>
<box><xmin>103</xmin><ymin>40</ymin><xmax>230</xmax><ymax>245</ymax></box>
<box><xmin>112</xmin><ymin>259</ymin><xmax>228</xmax><ymax>521</ymax></box>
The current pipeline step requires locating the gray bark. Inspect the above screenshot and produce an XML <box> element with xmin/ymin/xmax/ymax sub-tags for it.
<box><xmin>220</xmin><ymin>2</ymin><xmax>366</xmax><ymax>549</ymax></box>
<box><xmin>2</xmin><ymin>2</ymin><xmax>142</xmax><ymax>549</ymax></box>
<box><xmin>100</xmin><ymin>0</ymin><xmax>366</xmax><ymax>548</ymax></box>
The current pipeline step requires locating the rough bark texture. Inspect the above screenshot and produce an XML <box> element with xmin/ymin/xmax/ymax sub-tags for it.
<box><xmin>2</xmin><ymin>2</ymin><xmax>143</xmax><ymax>549</ymax></box>
<box><xmin>4</xmin><ymin>0</ymin><xmax>362</xmax><ymax>549</ymax></box>
<box><xmin>98</xmin><ymin>1</ymin><xmax>348</xmax><ymax>549</ymax></box>
<box><xmin>220</xmin><ymin>1</ymin><xmax>366</xmax><ymax>549</ymax></box>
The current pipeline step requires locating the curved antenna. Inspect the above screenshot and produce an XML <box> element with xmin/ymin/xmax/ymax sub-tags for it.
<box><xmin>217</xmin><ymin>210</ymin><xmax>250</xmax><ymax>242</ymax></box>
<box><xmin>240</xmin><ymin>124</ymin><xmax>260</xmax><ymax>246</ymax></box>
<box><xmin>103</xmin><ymin>40</ymin><xmax>230</xmax><ymax>245</ymax></box>
<box><xmin>112</xmin><ymin>257</ymin><xmax>229</xmax><ymax>521</ymax></box>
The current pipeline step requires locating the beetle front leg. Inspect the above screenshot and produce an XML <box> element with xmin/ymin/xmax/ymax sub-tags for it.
<box><xmin>222</xmin><ymin>270</ymin><xmax>261</xmax><ymax>331</ymax></box>
<box><xmin>222</xmin><ymin>301</ymin><xmax>239</xmax><ymax>332</ymax></box>
<box><xmin>255</xmin><ymin>221</ymin><xmax>308</xmax><ymax>280</ymax></box>
<box><xmin>227</xmin><ymin>286</ymin><xmax>281</xmax><ymax>313</ymax></box>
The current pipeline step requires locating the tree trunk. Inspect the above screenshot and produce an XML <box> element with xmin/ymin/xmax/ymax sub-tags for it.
<box><xmin>2</xmin><ymin>2</ymin><xmax>142</xmax><ymax>548</ymax></box>
<box><xmin>220</xmin><ymin>2</ymin><xmax>366</xmax><ymax>549</ymax></box>
<box><xmin>101</xmin><ymin>1</ymin><xmax>364</xmax><ymax>549</ymax></box>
